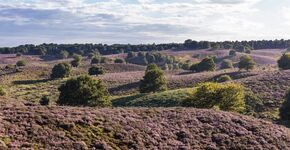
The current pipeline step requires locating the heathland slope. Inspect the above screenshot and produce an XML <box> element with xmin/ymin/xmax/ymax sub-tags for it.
<box><xmin>1</xmin><ymin>98</ymin><xmax>290</xmax><ymax>149</ymax></box>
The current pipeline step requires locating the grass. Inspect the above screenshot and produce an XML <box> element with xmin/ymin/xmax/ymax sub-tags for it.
<box><xmin>112</xmin><ymin>88</ymin><xmax>194</xmax><ymax>107</ymax></box>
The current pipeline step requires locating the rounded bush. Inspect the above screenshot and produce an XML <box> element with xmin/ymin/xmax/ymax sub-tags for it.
<box><xmin>40</xmin><ymin>96</ymin><xmax>50</xmax><ymax>106</ymax></box>
<box><xmin>0</xmin><ymin>86</ymin><xmax>6</xmax><ymax>96</ymax></box>
<box><xmin>216</xmin><ymin>75</ymin><xmax>232</xmax><ymax>83</ymax></box>
<box><xmin>51</xmin><ymin>63</ymin><xmax>72</xmax><ymax>79</ymax></box>
<box><xmin>278</xmin><ymin>53</ymin><xmax>290</xmax><ymax>70</ymax></box>
<box><xmin>280</xmin><ymin>89</ymin><xmax>290</xmax><ymax>122</ymax></box>
<box><xmin>57</xmin><ymin>75</ymin><xmax>111</xmax><ymax>107</ymax></box>
<box><xmin>229</xmin><ymin>50</ymin><xmax>237</xmax><ymax>56</ymax></box>
<box><xmin>182</xmin><ymin>82</ymin><xmax>245</xmax><ymax>113</ymax></box>
<box><xmin>91</xmin><ymin>57</ymin><xmax>100</xmax><ymax>64</ymax></box>
<box><xmin>16</xmin><ymin>60</ymin><xmax>26</xmax><ymax>67</ymax></box>
<box><xmin>114</xmin><ymin>58</ymin><xmax>126</xmax><ymax>64</ymax></box>
<box><xmin>238</xmin><ymin>55</ymin><xmax>256</xmax><ymax>71</ymax></box>
<box><xmin>140</xmin><ymin>64</ymin><xmax>167</xmax><ymax>93</ymax></box>
<box><xmin>88</xmin><ymin>66</ymin><xmax>105</xmax><ymax>76</ymax></box>
<box><xmin>220</xmin><ymin>59</ymin><xmax>233</xmax><ymax>69</ymax></box>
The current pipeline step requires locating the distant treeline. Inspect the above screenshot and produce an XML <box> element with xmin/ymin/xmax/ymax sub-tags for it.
<box><xmin>0</xmin><ymin>39</ymin><xmax>289</xmax><ymax>56</ymax></box>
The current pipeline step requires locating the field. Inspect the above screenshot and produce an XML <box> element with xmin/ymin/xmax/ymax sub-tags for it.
<box><xmin>1</xmin><ymin>98</ymin><xmax>290</xmax><ymax>149</ymax></box>
<box><xmin>1</xmin><ymin>48</ymin><xmax>290</xmax><ymax>149</ymax></box>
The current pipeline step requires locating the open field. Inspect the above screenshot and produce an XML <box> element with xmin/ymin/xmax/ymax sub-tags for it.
<box><xmin>1</xmin><ymin>98</ymin><xmax>290</xmax><ymax>149</ymax></box>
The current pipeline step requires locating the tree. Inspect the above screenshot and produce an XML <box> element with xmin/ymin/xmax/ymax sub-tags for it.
<box><xmin>197</xmin><ymin>57</ymin><xmax>216</xmax><ymax>72</ymax></box>
<box><xmin>278</xmin><ymin>53</ymin><xmax>290</xmax><ymax>70</ymax></box>
<box><xmin>39</xmin><ymin>96</ymin><xmax>50</xmax><ymax>106</ymax></box>
<box><xmin>182</xmin><ymin>82</ymin><xmax>245</xmax><ymax>113</ymax></box>
<box><xmin>114</xmin><ymin>58</ymin><xmax>126</xmax><ymax>64</ymax></box>
<box><xmin>220</xmin><ymin>59</ymin><xmax>233</xmax><ymax>69</ymax></box>
<box><xmin>57</xmin><ymin>75</ymin><xmax>111</xmax><ymax>107</ymax></box>
<box><xmin>238</xmin><ymin>55</ymin><xmax>256</xmax><ymax>71</ymax></box>
<box><xmin>280</xmin><ymin>89</ymin><xmax>290</xmax><ymax>123</ymax></box>
<box><xmin>139</xmin><ymin>65</ymin><xmax>167</xmax><ymax>93</ymax></box>
<box><xmin>91</xmin><ymin>57</ymin><xmax>100</xmax><ymax>64</ymax></box>
<box><xmin>16</xmin><ymin>60</ymin><xmax>26</xmax><ymax>67</ymax></box>
<box><xmin>89</xmin><ymin>66</ymin><xmax>105</xmax><ymax>76</ymax></box>
<box><xmin>51</xmin><ymin>63</ymin><xmax>72</xmax><ymax>79</ymax></box>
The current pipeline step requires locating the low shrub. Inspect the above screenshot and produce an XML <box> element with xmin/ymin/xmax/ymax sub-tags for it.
<box><xmin>57</xmin><ymin>75</ymin><xmax>111</xmax><ymax>107</ymax></box>
<box><xmin>51</xmin><ymin>63</ymin><xmax>72</xmax><ymax>79</ymax></box>
<box><xmin>16</xmin><ymin>60</ymin><xmax>26</xmax><ymax>67</ymax></box>
<box><xmin>220</xmin><ymin>59</ymin><xmax>233</xmax><ymax>69</ymax></box>
<box><xmin>216</xmin><ymin>75</ymin><xmax>232</xmax><ymax>83</ymax></box>
<box><xmin>0</xmin><ymin>86</ymin><xmax>6</xmax><ymax>96</ymax></box>
<box><xmin>278</xmin><ymin>53</ymin><xmax>290</xmax><ymax>70</ymax></box>
<box><xmin>114</xmin><ymin>58</ymin><xmax>126</xmax><ymax>64</ymax></box>
<box><xmin>39</xmin><ymin>96</ymin><xmax>50</xmax><ymax>106</ymax></box>
<box><xmin>88</xmin><ymin>66</ymin><xmax>105</xmax><ymax>76</ymax></box>
<box><xmin>182</xmin><ymin>82</ymin><xmax>245</xmax><ymax>113</ymax></box>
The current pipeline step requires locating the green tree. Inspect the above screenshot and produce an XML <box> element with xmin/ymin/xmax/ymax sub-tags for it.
<box><xmin>197</xmin><ymin>57</ymin><xmax>216</xmax><ymax>72</ymax></box>
<box><xmin>220</xmin><ymin>59</ymin><xmax>233</xmax><ymax>69</ymax></box>
<box><xmin>114</xmin><ymin>58</ymin><xmax>126</xmax><ymax>64</ymax></box>
<box><xmin>58</xmin><ymin>50</ymin><xmax>69</xmax><ymax>59</ymax></box>
<box><xmin>16</xmin><ymin>60</ymin><xmax>26</xmax><ymax>67</ymax></box>
<box><xmin>57</xmin><ymin>75</ymin><xmax>111</xmax><ymax>107</ymax></box>
<box><xmin>229</xmin><ymin>50</ymin><xmax>237</xmax><ymax>56</ymax></box>
<box><xmin>278</xmin><ymin>53</ymin><xmax>290</xmax><ymax>70</ymax></box>
<box><xmin>182</xmin><ymin>82</ymin><xmax>245</xmax><ymax>113</ymax></box>
<box><xmin>216</xmin><ymin>75</ymin><xmax>232</xmax><ymax>83</ymax></box>
<box><xmin>51</xmin><ymin>63</ymin><xmax>72</xmax><ymax>79</ymax></box>
<box><xmin>71</xmin><ymin>54</ymin><xmax>82</xmax><ymax>67</ymax></box>
<box><xmin>89</xmin><ymin>66</ymin><xmax>105</xmax><ymax>76</ymax></box>
<box><xmin>139</xmin><ymin>65</ymin><xmax>167</xmax><ymax>93</ymax></box>
<box><xmin>238</xmin><ymin>55</ymin><xmax>256</xmax><ymax>71</ymax></box>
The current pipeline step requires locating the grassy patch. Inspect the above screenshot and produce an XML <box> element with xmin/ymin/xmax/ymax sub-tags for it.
<box><xmin>112</xmin><ymin>88</ymin><xmax>194</xmax><ymax>107</ymax></box>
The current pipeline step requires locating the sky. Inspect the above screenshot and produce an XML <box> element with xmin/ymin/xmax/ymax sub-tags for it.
<box><xmin>1</xmin><ymin>0</ymin><xmax>290</xmax><ymax>47</ymax></box>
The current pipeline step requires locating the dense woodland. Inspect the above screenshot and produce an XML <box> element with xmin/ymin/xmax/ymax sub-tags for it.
<box><xmin>1</xmin><ymin>39</ymin><xmax>290</xmax><ymax>57</ymax></box>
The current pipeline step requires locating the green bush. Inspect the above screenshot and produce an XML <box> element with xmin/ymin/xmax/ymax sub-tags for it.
<box><xmin>181</xmin><ymin>63</ymin><xmax>191</xmax><ymax>70</ymax></box>
<box><xmin>243</xmin><ymin>91</ymin><xmax>263</xmax><ymax>117</ymax></box>
<box><xmin>91</xmin><ymin>57</ymin><xmax>100</xmax><ymax>64</ymax></box>
<box><xmin>279</xmin><ymin>89</ymin><xmax>290</xmax><ymax>122</ymax></box>
<box><xmin>182</xmin><ymin>82</ymin><xmax>245</xmax><ymax>113</ymax></box>
<box><xmin>57</xmin><ymin>75</ymin><xmax>111</xmax><ymax>107</ymax></box>
<box><xmin>139</xmin><ymin>64</ymin><xmax>167</xmax><ymax>93</ymax></box>
<box><xmin>0</xmin><ymin>87</ymin><xmax>6</xmax><ymax>96</ymax></box>
<box><xmin>39</xmin><ymin>96</ymin><xmax>50</xmax><ymax>106</ymax></box>
<box><xmin>16</xmin><ymin>60</ymin><xmax>26</xmax><ymax>67</ymax></box>
<box><xmin>50</xmin><ymin>63</ymin><xmax>72</xmax><ymax>79</ymax></box>
<box><xmin>88</xmin><ymin>66</ymin><xmax>105</xmax><ymax>76</ymax></box>
<box><xmin>238</xmin><ymin>55</ymin><xmax>256</xmax><ymax>71</ymax></box>
<box><xmin>100</xmin><ymin>57</ymin><xmax>109</xmax><ymax>63</ymax></box>
<box><xmin>220</xmin><ymin>59</ymin><xmax>233</xmax><ymax>69</ymax></box>
<box><xmin>88</xmin><ymin>53</ymin><xmax>96</xmax><ymax>59</ymax></box>
<box><xmin>190</xmin><ymin>58</ymin><xmax>215</xmax><ymax>72</ymax></box>
<box><xmin>58</xmin><ymin>50</ymin><xmax>69</xmax><ymax>59</ymax></box>
<box><xmin>114</xmin><ymin>58</ymin><xmax>126</xmax><ymax>64</ymax></box>
<box><xmin>229</xmin><ymin>50</ymin><xmax>236</xmax><ymax>56</ymax></box>
<box><xmin>278</xmin><ymin>53</ymin><xmax>290</xmax><ymax>70</ymax></box>
<box><xmin>216</xmin><ymin>75</ymin><xmax>232</xmax><ymax>83</ymax></box>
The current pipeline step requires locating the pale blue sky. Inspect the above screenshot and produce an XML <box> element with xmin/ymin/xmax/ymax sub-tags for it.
<box><xmin>0</xmin><ymin>0</ymin><xmax>290</xmax><ymax>46</ymax></box>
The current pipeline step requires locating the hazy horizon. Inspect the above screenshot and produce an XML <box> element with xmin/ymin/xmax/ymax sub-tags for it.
<box><xmin>1</xmin><ymin>0</ymin><xmax>290</xmax><ymax>47</ymax></box>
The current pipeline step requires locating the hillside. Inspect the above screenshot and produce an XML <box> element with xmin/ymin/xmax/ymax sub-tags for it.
<box><xmin>1</xmin><ymin>98</ymin><xmax>290</xmax><ymax>149</ymax></box>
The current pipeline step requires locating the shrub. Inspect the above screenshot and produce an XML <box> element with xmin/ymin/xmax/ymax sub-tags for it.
<box><xmin>139</xmin><ymin>65</ymin><xmax>167</xmax><ymax>93</ymax></box>
<box><xmin>100</xmin><ymin>57</ymin><xmax>109</xmax><ymax>63</ymax></box>
<box><xmin>216</xmin><ymin>75</ymin><xmax>232</xmax><ymax>83</ymax></box>
<box><xmin>278</xmin><ymin>53</ymin><xmax>290</xmax><ymax>70</ymax></box>
<box><xmin>229</xmin><ymin>50</ymin><xmax>237</xmax><ymax>56</ymax></box>
<box><xmin>16</xmin><ymin>53</ymin><xmax>22</xmax><ymax>57</ymax></box>
<box><xmin>58</xmin><ymin>50</ymin><xmax>69</xmax><ymax>59</ymax></box>
<box><xmin>39</xmin><ymin>96</ymin><xmax>50</xmax><ymax>106</ymax></box>
<box><xmin>51</xmin><ymin>63</ymin><xmax>72</xmax><ymax>79</ymax></box>
<box><xmin>71</xmin><ymin>54</ymin><xmax>82</xmax><ymax>67</ymax></box>
<box><xmin>0</xmin><ymin>87</ymin><xmax>6</xmax><ymax>96</ymax></box>
<box><xmin>71</xmin><ymin>60</ymin><xmax>80</xmax><ymax>67</ymax></box>
<box><xmin>220</xmin><ymin>59</ymin><xmax>233</xmax><ymax>69</ymax></box>
<box><xmin>114</xmin><ymin>58</ymin><xmax>126</xmax><ymax>64</ymax></box>
<box><xmin>181</xmin><ymin>63</ymin><xmax>191</xmax><ymax>70</ymax></box>
<box><xmin>91</xmin><ymin>57</ymin><xmax>100</xmax><ymax>64</ymax></box>
<box><xmin>88</xmin><ymin>53</ymin><xmax>96</xmax><ymax>59</ymax></box>
<box><xmin>89</xmin><ymin>66</ymin><xmax>105</xmax><ymax>76</ymax></box>
<box><xmin>279</xmin><ymin>89</ymin><xmax>290</xmax><ymax>122</ymax></box>
<box><xmin>16</xmin><ymin>60</ymin><xmax>26</xmax><ymax>67</ymax></box>
<box><xmin>243</xmin><ymin>91</ymin><xmax>263</xmax><ymax>117</ymax></box>
<box><xmin>182</xmin><ymin>82</ymin><xmax>245</xmax><ymax>113</ymax></box>
<box><xmin>57</xmin><ymin>75</ymin><xmax>111</xmax><ymax>107</ymax></box>
<box><xmin>191</xmin><ymin>58</ymin><xmax>216</xmax><ymax>72</ymax></box>
<box><xmin>238</xmin><ymin>55</ymin><xmax>255</xmax><ymax>71</ymax></box>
